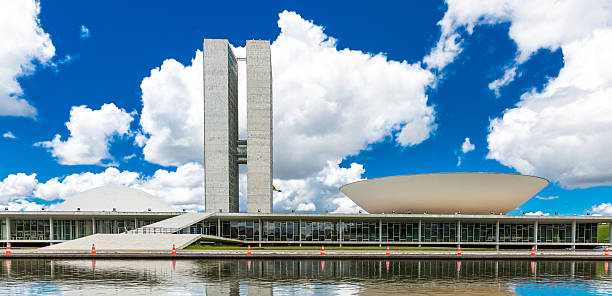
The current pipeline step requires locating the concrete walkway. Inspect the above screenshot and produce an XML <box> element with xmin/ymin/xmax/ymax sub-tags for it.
<box><xmin>36</xmin><ymin>234</ymin><xmax>202</xmax><ymax>252</ymax></box>
<box><xmin>130</xmin><ymin>212</ymin><xmax>214</xmax><ymax>233</ymax></box>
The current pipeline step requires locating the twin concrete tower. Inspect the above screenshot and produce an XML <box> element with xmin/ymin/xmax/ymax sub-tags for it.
<box><xmin>203</xmin><ymin>39</ymin><xmax>273</xmax><ymax>213</ymax></box>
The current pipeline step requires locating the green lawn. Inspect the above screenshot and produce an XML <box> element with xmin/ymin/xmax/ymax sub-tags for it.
<box><xmin>184</xmin><ymin>244</ymin><xmax>494</xmax><ymax>251</ymax></box>
<box><xmin>599</xmin><ymin>224</ymin><xmax>609</xmax><ymax>243</ymax></box>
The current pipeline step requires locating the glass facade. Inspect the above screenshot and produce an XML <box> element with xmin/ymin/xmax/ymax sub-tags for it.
<box><xmin>576</xmin><ymin>223</ymin><xmax>598</xmax><ymax>243</ymax></box>
<box><xmin>219</xmin><ymin>220</ymin><xmax>260</xmax><ymax>241</ymax></box>
<box><xmin>263</xmin><ymin>221</ymin><xmax>298</xmax><ymax>241</ymax></box>
<box><xmin>421</xmin><ymin>222</ymin><xmax>457</xmax><ymax>242</ymax></box>
<box><xmin>461</xmin><ymin>222</ymin><xmax>496</xmax><ymax>242</ymax></box>
<box><xmin>343</xmin><ymin>221</ymin><xmax>379</xmax><ymax>242</ymax></box>
<box><xmin>53</xmin><ymin>220</ymin><xmax>89</xmax><ymax>240</ymax></box>
<box><xmin>11</xmin><ymin>219</ymin><xmax>50</xmax><ymax>240</ymax></box>
<box><xmin>301</xmin><ymin>221</ymin><xmax>339</xmax><ymax>241</ymax></box>
<box><xmin>499</xmin><ymin>223</ymin><xmax>534</xmax><ymax>242</ymax></box>
<box><xmin>381</xmin><ymin>221</ymin><xmax>419</xmax><ymax>242</ymax></box>
<box><xmin>538</xmin><ymin>224</ymin><xmax>572</xmax><ymax>243</ymax></box>
<box><xmin>190</xmin><ymin>220</ymin><xmax>218</xmax><ymax>235</ymax></box>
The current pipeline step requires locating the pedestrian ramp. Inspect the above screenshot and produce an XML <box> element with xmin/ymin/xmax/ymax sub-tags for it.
<box><xmin>129</xmin><ymin>212</ymin><xmax>215</xmax><ymax>234</ymax></box>
<box><xmin>37</xmin><ymin>234</ymin><xmax>203</xmax><ymax>252</ymax></box>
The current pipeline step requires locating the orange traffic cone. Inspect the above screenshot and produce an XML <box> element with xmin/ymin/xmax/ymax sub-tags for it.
<box><xmin>530</xmin><ymin>246</ymin><xmax>536</xmax><ymax>257</ymax></box>
<box><xmin>5</xmin><ymin>243</ymin><xmax>11</xmax><ymax>255</ymax></box>
<box><xmin>605</xmin><ymin>246</ymin><xmax>609</xmax><ymax>257</ymax></box>
<box><xmin>386</xmin><ymin>246</ymin><xmax>390</xmax><ymax>256</ymax></box>
<box><xmin>247</xmin><ymin>245</ymin><xmax>252</xmax><ymax>256</ymax></box>
<box><xmin>91</xmin><ymin>243</ymin><xmax>96</xmax><ymax>255</ymax></box>
<box><xmin>457</xmin><ymin>245</ymin><xmax>462</xmax><ymax>256</ymax></box>
<box><xmin>321</xmin><ymin>245</ymin><xmax>325</xmax><ymax>256</ymax></box>
<box><xmin>172</xmin><ymin>244</ymin><xmax>177</xmax><ymax>255</ymax></box>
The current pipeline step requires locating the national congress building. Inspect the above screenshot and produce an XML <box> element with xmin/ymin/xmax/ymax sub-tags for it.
<box><xmin>0</xmin><ymin>39</ymin><xmax>610</xmax><ymax>249</ymax></box>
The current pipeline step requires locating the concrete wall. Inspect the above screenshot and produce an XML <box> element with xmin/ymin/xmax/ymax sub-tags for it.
<box><xmin>246</xmin><ymin>40</ymin><xmax>273</xmax><ymax>213</ymax></box>
<box><xmin>204</xmin><ymin>39</ymin><xmax>239</xmax><ymax>213</ymax></box>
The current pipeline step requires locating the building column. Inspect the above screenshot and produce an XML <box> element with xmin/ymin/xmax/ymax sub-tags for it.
<box><xmin>298</xmin><ymin>218</ymin><xmax>302</xmax><ymax>247</ymax></box>
<box><xmin>496</xmin><ymin>220</ymin><xmax>500</xmax><ymax>251</ymax></box>
<box><xmin>379</xmin><ymin>219</ymin><xmax>383</xmax><ymax>247</ymax></box>
<box><xmin>5</xmin><ymin>217</ymin><xmax>10</xmax><ymax>241</ymax></box>
<box><xmin>49</xmin><ymin>217</ymin><xmax>53</xmax><ymax>244</ymax></box>
<box><xmin>92</xmin><ymin>218</ymin><xmax>96</xmax><ymax>234</ymax></box>
<box><xmin>418</xmin><ymin>220</ymin><xmax>422</xmax><ymax>247</ymax></box>
<box><xmin>534</xmin><ymin>220</ymin><xmax>538</xmax><ymax>250</ymax></box>
<box><xmin>457</xmin><ymin>220</ymin><xmax>461</xmax><ymax>245</ymax></box>
<box><xmin>259</xmin><ymin>218</ymin><xmax>263</xmax><ymax>247</ymax></box>
<box><xmin>571</xmin><ymin>220</ymin><xmax>576</xmax><ymax>249</ymax></box>
<box><xmin>609</xmin><ymin>222</ymin><xmax>612</xmax><ymax>244</ymax></box>
<box><xmin>339</xmin><ymin>219</ymin><xmax>343</xmax><ymax>247</ymax></box>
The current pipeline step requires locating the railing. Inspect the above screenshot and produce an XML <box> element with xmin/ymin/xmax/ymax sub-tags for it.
<box><xmin>127</xmin><ymin>227</ymin><xmax>180</xmax><ymax>234</ymax></box>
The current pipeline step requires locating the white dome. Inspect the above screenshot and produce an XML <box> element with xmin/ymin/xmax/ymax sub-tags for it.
<box><xmin>53</xmin><ymin>185</ymin><xmax>175</xmax><ymax>212</ymax></box>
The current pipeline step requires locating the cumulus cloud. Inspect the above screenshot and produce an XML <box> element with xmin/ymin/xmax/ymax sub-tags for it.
<box><xmin>425</xmin><ymin>0</ymin><xmax>612</xmax><ymax>91</ymax></box>
<box><xmin>0</xmin><ymin>0</ymin><xmax>55</xmax><ymax>117</ymax></box>
<box><xmin>457</xmin><ymin>137</ymin><xmax>475</xmax><ymax>166</ymax></box>
<box><xmin>0</xmin><ymin>173</ymin><xmax>38</xmax><ymax>203</ymax></box>
<box><xmin>488</xmin><ymin>28</ymin><xmax>612</xmax><ymax>188</ymax></box>
<box><xmin>461</xmin><ymin>137</ymin><xmax>475</xmax><ymax>153</ymax></box>
<box><xmin>36</xmin><ymin>103</ymin><xmax>134</xmax><ymax>165</ymax></box>
<box><xmin>134</xmin><ymin>11</ymin><xmax>436</xmax><ymax>212</ymax></box>
<box><xmin>3</xmin><ymin>131</ymin><xmax>17</xmax><ymax>139</ymax></box>
<box><xmin>138</xmin><ymin>52</ymin><xmax>204</xmax><ymax>166</ymax></box>
<box><xmin>488</xmin><ymin>66</ymin><xmax>517</xmax><ymax>97</ymax></box>
<box><xmin>2</xmin><ymin>199</ymin><xmax>44</xmax><ymax>211</ymax></box>
<box><xmin>80</xmin><ymin>25</ymin><xmax>90</xmax><ymax>39</ymax></box>
<box><xmin>273</xmin><ymin>160</ymin><xmax>365</xmax><ymax>213</ymax></box>
<box><xmin>0</xmin><ymin>163</ymin><xmax>205</xmax><ymax>210</ymax></box>
<box><xmin>592</xmin><ymin>203</ymin><xmax>612</xmax><ymax>216</ymax></box>
<box><xmin>138</xmin><ymin>11</ymin><xmax>435</xmax><ymax>179</ymax></box>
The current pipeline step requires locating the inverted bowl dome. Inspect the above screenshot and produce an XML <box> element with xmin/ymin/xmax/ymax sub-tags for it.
<box><xmin>339</xmin><ymin>173</ymin><xmax>548</xmax><ymax>215</ymax></box>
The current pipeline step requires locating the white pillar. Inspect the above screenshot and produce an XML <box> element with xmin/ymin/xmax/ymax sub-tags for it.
<box><xmin>571</xmin><ymin>220</ymin><xmax>576</xmax><ymax>249</ymax></box>
<box><xmin>379</xmin><ymin>219</ymin><xmax>383</xmax><ymax>247</ymax></box>
<box><xmin>534</xmin><ymin>220</ymin><xmax>538</xmax><ymax>250</ymax></box>
<box><xmin>5</xmin><ymin>217</ymin><xmax>10</xmax><ymax>241</ymax></box>
<box><xmin>496</xmin><ymin>220</ymin><xmax>500</xmax><ymax>250</ymax></box>
<box><xmin>92</xmin><ymin>218</ymin><xmax>96</xmax><ymax>234</ymax></box>
<box><xmin>49</xmin><ymin>217</ymin><xmax>53</xmax><ymax>244</ymax></box>
<box><xmin>457</xmin><ymin>220</ymin><xmax>461</xmax><ymax>244</ymax></box>
<box><xmin>418</xmin><ymin>220</ymin><xmax>422</xmax><ymax>247</ymax></box>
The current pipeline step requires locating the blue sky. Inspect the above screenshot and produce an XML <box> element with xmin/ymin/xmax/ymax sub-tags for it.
<box><xmin>1</xmin><ymin>0</ymin><xmax>611</xmax><ymax>214</ymax></box>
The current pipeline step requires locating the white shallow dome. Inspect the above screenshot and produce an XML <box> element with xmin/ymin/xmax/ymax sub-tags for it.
<box><xmin>340</xmin><ymin>173</ymin><xmax>549</xmax><ymax>215</ymax></box>
<box><xmin>53</xmin><ymin>185</ymin><xmax>175</xmax><ymax>212</ymax></box>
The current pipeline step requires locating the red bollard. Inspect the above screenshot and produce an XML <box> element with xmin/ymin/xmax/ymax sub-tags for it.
<box><xmin>5</xmin><ymin>243</ymin><xmax>11</xmax><ymax>255</ymax></box>
<box><xmin>321</xmin><ymin>245</ymin><xmax>325</xmax><ymax>256</ymax></box>
<box><xmin>91</xmin><ymin>243</ymin><xmax>96</xmax><ymax>255</ymax></box>
<box><xmin>530</xmin><ymin>246</ymin><xmax>536</xmax><ymax>257</ymax></box>
<box><xmin>386</xmin><ymin>246</ymin><xmax>390</xmax><ymax>256</ymax></box>
<box><xmin>457</xmin><ymin>245</ymin><xmax>462</xmax><ymax>257</ymax></box>
<box><xmin>247</xmin><ymin>245</ymin><xmax>252</xmax><ymax>256</ymax></box>
<box><xmin>171</xmin><ymin>244</ymin><xmax>177</xmax><ymax>255</ymax></box>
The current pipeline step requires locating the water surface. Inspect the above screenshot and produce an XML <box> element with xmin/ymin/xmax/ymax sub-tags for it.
<box><xmin>1</xmin><ymin>259</ymin><xmax>611</xmax><ymax>295</ymax></box>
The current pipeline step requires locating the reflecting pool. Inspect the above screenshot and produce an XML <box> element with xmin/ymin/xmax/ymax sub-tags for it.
<box><xmin>1</xmin><ymin>259</ymin><xmax>612</xmax><ymax>295</ymax></box>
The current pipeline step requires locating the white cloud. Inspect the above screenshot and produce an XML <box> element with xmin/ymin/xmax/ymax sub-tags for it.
<box><xmin>534</xmin><ymin>195</ymin><xmax>559</xmax><ymax>200</ymax></box>
<box><xmin>524</xmin><ymin>211</ymin><xmax>550</xmax><ymax>216</ymax></box>
<box><xmin>138</xmin><ymin>11</ymin><xmax>435</xmax><ymax>183</ymax></box>
<box><xmin>488</xmin><ymin>66</ymin><xmax>517</xmax><ymax>97</ymax></box>
<box><xmin>592</xmin><ymin>203</ymin><xmax>612</xmax><ymax>216</ymax></box>
<box><xmin>461</xmin><ymin>137</ymin><xmax>475</xmax><ymax>153</ymax></box>
<box><xmin>0</xmin><ymin>0</ymin><xmax>55</xmax><ymax>117</ymax></box>
<box><xmin>138</xmin><ymin>52</ymin><xmax>204</xmax><ymax>167</ymax></box>
<box><xmin>425</xmin><ymin>0</ymin><xmax>612</xmax><ymax>93</ymax></box>
<box><xmin>457</xmin><ymin>137</ymin><xmax>475</xmax><ymax>166</ymax></box>
<box><xmin>27</xmin><ymin>163</ymin><xmax>205</xmax><ymax>210</ymax></box>
<box><xmin>2</xmin><ymin>199</ymin><xmax>44</xmax><ymax>211</ymax></box>
<box><xmin>36</xmin><ymin>103</ymin><xmax>134</xmax><ymax>165</ymax></box>
<box><xmin>0</xmin><ymin>173</ymin><xmax>38</xmax><ymax>203</ymax></box>
<box><xmin>80</xmin><ymin>25</ymin><xmax>90</xmax><ymax>39</ymax></box>
<box><xmin>488</xmin><ymin>28</ymin><xmax>612</xmax><ymax>188</ymax></box>
<box><xmin>2</xmin><ymin>131</ymin><xmax>16</xmax><ymax>139</ymax></box>
<box><xmin>273</xmin><ymin>160</ymin><xmax>365</xmax><ymax>213</ymax></box>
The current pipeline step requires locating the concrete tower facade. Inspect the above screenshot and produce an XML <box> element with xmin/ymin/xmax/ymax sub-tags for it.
<box><xmin>204</xmin><ymin>39</ymin><xmax>239</xmax><ymax>213</ymax></box>
<box><xmin>203</xmin><ymin>39</ymin><xmax>273</xmax><ymax>213</ymax></box>
<box><xmin>246</xmin><ymin>40</ymin><xmax>273</xmax><ymax>213</ymax></box>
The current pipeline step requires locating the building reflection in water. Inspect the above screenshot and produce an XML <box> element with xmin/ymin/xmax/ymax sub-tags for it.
<box><xmin>0</xmin><ymin>259</ymin><xmax>611</xmax><ymax>295</ymax></box>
